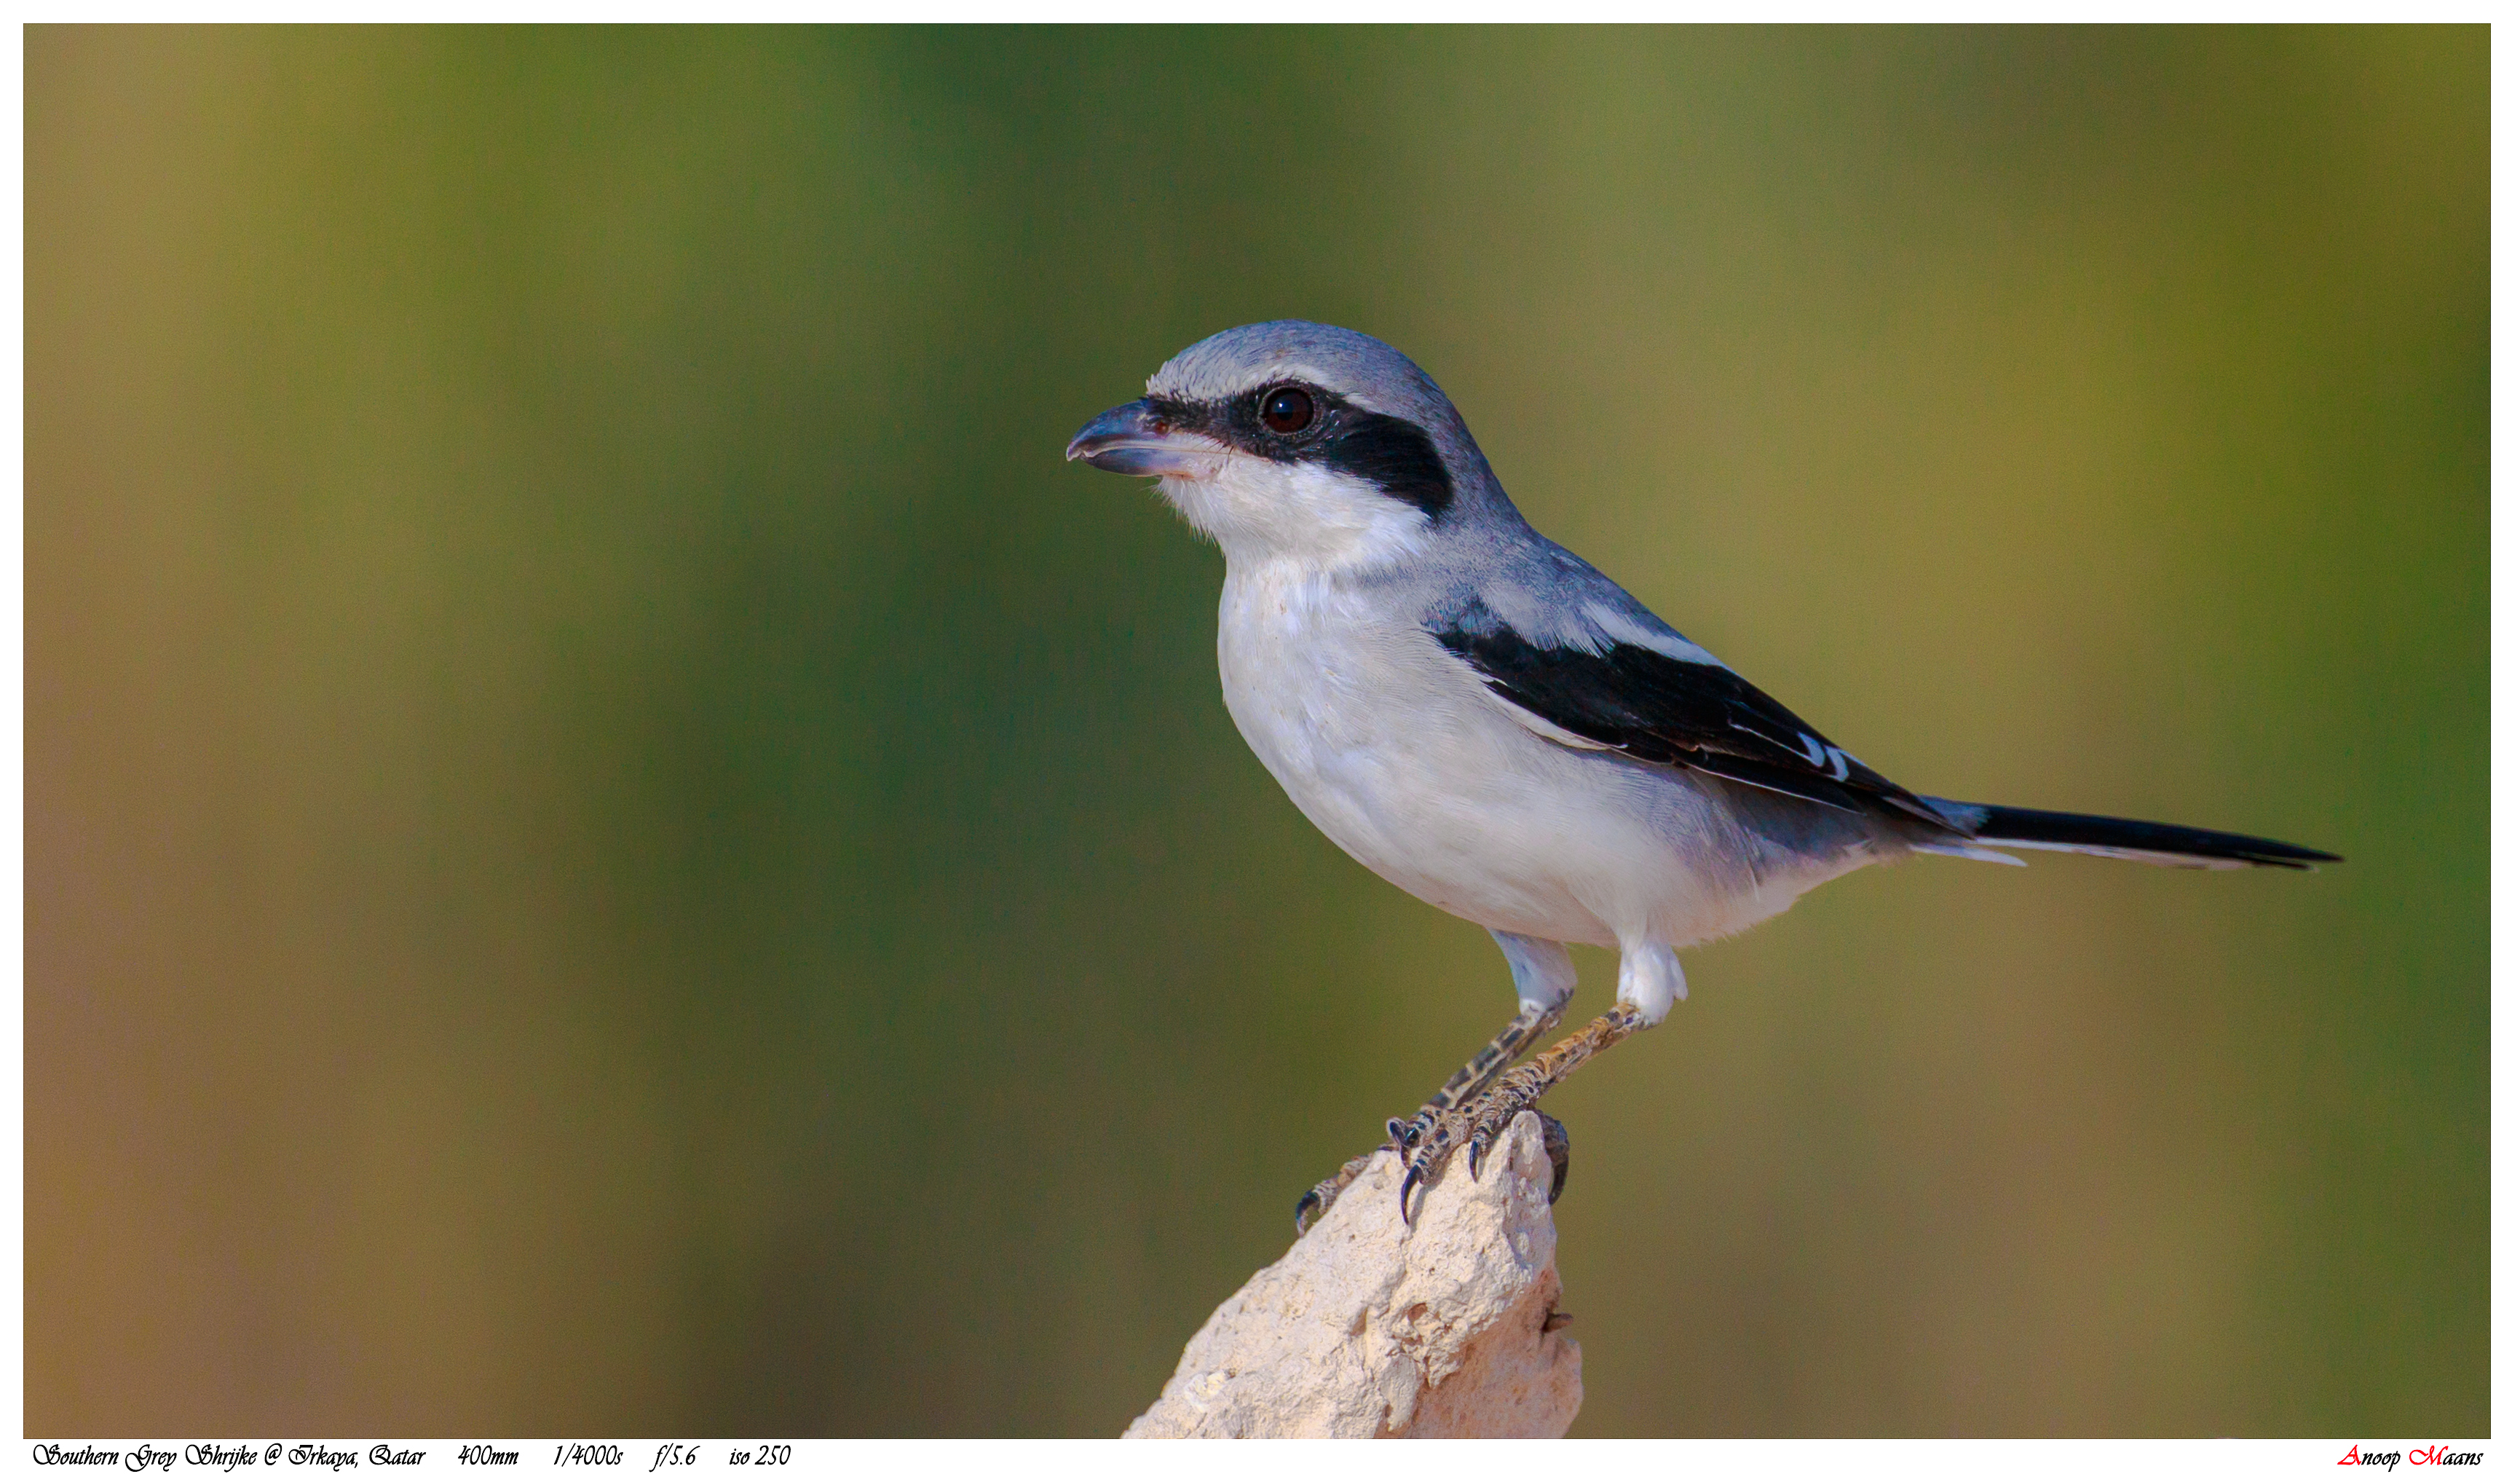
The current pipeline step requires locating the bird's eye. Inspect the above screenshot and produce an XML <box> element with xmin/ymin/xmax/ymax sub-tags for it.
<box><xmin>1260</xmin><ymin>386</ymin><xmax>1316</xmax><ymax>435</ymax></box>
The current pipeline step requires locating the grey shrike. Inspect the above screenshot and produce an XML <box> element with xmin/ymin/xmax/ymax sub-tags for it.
<box><xmin>1065</xmin><ymin>320</ymin><xmax>2338</xmax><ymax>1233</ymax></box>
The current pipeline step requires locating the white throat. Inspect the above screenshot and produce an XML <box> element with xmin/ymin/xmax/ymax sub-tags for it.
<box><xmin>1156</xmin><ymin>457</ymin><xmax>1432</xmax><ymax>574</ymax></box>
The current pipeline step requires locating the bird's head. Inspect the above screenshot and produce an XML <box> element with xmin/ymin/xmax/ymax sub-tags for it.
<box><xmin>1066</xmin><ymin>321</ymin><xmax>1502</xmax><ymax>567</ymax></box>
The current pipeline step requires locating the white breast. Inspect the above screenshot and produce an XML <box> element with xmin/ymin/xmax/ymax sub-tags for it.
<box><xmin>1212</xmin><ymin>561</ymin><xmax>1858</xmax><ymax>952</ymax></box>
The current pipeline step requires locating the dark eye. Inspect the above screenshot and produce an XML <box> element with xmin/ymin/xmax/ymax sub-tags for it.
<box><xmin>1260</xmin><ymin>386</ymin><xmax>1316</xmax><ymax>435</ymax></box>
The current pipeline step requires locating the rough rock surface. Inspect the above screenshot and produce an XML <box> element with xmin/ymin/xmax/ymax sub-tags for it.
<box><xmin>1126</xmin><ymin>1112</ymin><xmax>1581</xmax><ymax>1438</ymax></box>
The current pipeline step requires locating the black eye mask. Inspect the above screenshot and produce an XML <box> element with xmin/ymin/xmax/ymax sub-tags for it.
<box><xmin>1145</xmin><ymin>383</ymin><xmax>1456</xmax><ymax>519</ymax></box>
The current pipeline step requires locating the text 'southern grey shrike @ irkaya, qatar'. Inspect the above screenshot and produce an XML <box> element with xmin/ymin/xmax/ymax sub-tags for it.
<box><xmin>1066</xmin><ymin>320</ymin><xmax>2339</xmax><ymax>1234</ymax></box>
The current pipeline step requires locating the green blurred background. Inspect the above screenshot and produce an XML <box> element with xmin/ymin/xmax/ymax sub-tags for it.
<box><xmin>28</xmin><ymin>25</ymin><xmax>2483</xmax><ymax>1436</ymax></box>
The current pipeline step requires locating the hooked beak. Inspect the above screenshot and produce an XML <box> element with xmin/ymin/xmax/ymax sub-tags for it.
<box><xmin>1065</xmin><ymin>399</ymin><xmax>1228</xmax><ymax>477</ymax></box>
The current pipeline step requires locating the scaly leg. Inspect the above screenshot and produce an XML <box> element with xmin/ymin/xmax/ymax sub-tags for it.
<box><xmin>1293</xmin><ymin>931</ymin><xmax>1588</xmax><ymax>1235</ymax></box>
<box><xmin>1292</xmin><ymin>998</ymin><xmax>1566</xmax><ymax>1235</ymax></box>
<box><xmin>1389</xmin><ymin>997</ymin><xmax>1568</xmax><ymax>1150</ymax></box>
<box><xmin>1397</xmin><ymin>998</ymin><xmax>1655</xmax><ymax>1223</ymax></box>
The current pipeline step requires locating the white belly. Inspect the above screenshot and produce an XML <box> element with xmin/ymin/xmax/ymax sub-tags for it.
<box><xmin>1213</xmin><ymin>564</ymin><xmax>1860</xmax><ymax>950</ymax></box>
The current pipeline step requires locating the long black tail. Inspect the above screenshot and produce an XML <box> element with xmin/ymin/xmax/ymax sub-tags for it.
<box><xmin>1947</xmin><ymin>803</ymin><xmax>2342</xmax><ymax>871</ymax></box>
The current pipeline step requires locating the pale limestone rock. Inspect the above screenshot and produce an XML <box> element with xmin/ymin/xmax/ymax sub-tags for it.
<box><xmin>1126</xmin><ymin>1111</ymin><xmax>1581</xmax><ymax>1438</ymax></box>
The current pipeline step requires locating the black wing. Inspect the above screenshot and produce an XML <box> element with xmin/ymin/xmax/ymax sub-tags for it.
<box><xmin>1431</xmin><ymin>605</ymin><xmax>1958</xmax><ymax>832</ymax></box>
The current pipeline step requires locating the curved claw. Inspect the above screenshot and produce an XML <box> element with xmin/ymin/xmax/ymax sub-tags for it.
<box><xmin>1539</xmin><ymin>1112</ymin><xmax>1571</xmax><ymax>1204</ymax></box>
<box><xmin>1465</xmin><ymin>1103</ymin><xmax>1522</xmax><ymax>1183</ymax></box>
<box><xmin>1399</xmin><ymin>1164</ymin><xmax>1425</xmax><ymax>1226</ymax></box>
<box><xmin>1387</xmin><ymin>1116</ymin><xmax>1417</xmax><ymax>1153</ymax></box>
<box><xmin>1294</xmin><ymin>1146</ymin><xmax>1392</xmax><ymax>1239</ymax></box>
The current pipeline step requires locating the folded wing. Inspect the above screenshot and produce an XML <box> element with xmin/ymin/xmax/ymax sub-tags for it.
<box><xmin>1428</xmin><ymin>594</ymin><xmax>1960</xmax><ymax>834</ymax></box>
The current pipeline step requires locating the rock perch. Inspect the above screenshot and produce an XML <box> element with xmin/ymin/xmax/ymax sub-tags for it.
<box><xmin>1126</xmin><ymin>1111</ymin><xmax>1581</xmax><ymax>1438</ymax></box>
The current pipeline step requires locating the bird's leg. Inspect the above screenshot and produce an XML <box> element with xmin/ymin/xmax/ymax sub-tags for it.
<box><xmin>1389</xmin><ymin>997</ymin><xmax>1568</xmax><ymax>1152</ymax></box>
<box><xmin>1293</xmin><ymin>999</ymin><xmax>1565</xmax><ymax>1236</ymax></box>
<box><xmin>1398</xmin><ymin>999</ymin><xmax>1653</xmax><ymax>1223</ymax></box>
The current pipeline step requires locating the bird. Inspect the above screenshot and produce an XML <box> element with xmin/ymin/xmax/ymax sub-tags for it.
<box><xmin>1064</xmin><ymin>320</ymin><xmax>2339</xmax><ymax>1234</ymax></box>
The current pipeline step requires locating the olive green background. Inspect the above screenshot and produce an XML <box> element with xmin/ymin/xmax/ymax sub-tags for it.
<box><xmin>28</xmin><ymin>26</ymin><xmax>2484</xmax><ymax>1435</ymax></box>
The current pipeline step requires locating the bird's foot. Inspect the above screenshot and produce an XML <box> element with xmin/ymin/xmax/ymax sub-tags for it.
<box><xmin>1293</xmin><ymin>1111</ymin><xmax>1571</xmax><ymax>1234</ymax></box>
<box><xmin>1393</xmin><ymin>1103</ymin><xmax>1572</xmax><ymax>1224</ymax></box>
<box><xmin>1458</xmin><ymin>1073</ymin><xmax>1571</xmax><ymax>1190</ymax></box>
<box><xmin>1293</xmin><ymin>1148</ymin><xmax>1388</xmax><ymax>1237</ymax></box>
<box><xmin>1538</xmin><ymin>1111</ymin><xmax>1571</xmax><ymax>1202</ymax></box>
<box><xmin>1390</xmin><ymin>999</ymin><xmax>1648</xmax><ymax>1222</ymax></box>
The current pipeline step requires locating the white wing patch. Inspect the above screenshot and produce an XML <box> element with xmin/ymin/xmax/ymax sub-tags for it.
<box><xmin>1580</xmin><ymin>602</ymin><xmax>1727</xmax><ymax>666</ymax></box>
<box><xmin>1792</xmin><ymin>731</ymin><xmax>1855</xmax><ymax>780</ymax></box>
